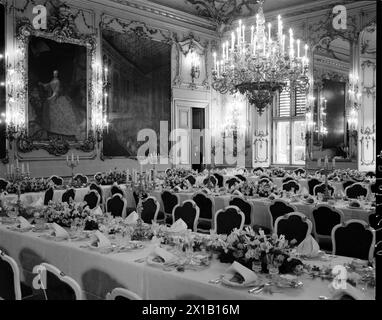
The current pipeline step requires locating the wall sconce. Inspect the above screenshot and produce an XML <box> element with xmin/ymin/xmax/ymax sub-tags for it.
<box><xmin>189</xmin><ymin>49</ymin><xmax>200</xmax><ymax>89</ymax></box>
<box><xmin>348</xmin><ymin>107</ymin><xmax>358</xmax><ymax>138</ymax></box>
<box><xmin>348</xmin><ymin>73</ymin><xmax>362</xmax><ymax>107</ymax></box>
<box><xmin>92</xmin><ymin>61</ymin><xmax>110</xmax><ymax>145</ymax></box>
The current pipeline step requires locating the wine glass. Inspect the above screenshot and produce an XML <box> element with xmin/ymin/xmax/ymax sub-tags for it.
<box><xmin>252</xmin><ymin>260</ymin><xmax>262</xmax><ymax>273</ymax></box>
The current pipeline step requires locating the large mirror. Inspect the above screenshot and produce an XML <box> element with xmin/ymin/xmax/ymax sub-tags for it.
<box><xmin>306</xmin><ymin>36</ymin><xmax>357</xmax><ymax>169</ymax></box>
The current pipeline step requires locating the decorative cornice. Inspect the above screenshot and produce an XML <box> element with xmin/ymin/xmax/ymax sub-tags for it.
<box><xmin>99</xmin><ymin>0</ymin><xmax>217</xmax><ymax>32</ymax></box>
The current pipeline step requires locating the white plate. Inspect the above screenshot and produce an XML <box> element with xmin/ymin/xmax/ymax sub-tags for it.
<box><xmin>220</xmin><ymin>275</ymin><xmax>261</xmax><ymax>288</ymax></box>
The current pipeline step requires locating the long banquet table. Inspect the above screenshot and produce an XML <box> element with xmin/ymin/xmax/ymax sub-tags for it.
<box><xmin>3</xmin><ymin>185</ymin><xmax>374</xmax><ymax>231</ymax></box>
<box><xmin>0</xmin><ymin>224</ymin><xmax>375</xmax><ymax>300</ymax></box>
<box><xmin>150</xmin><ymin>191</ymin><xmax>374</xmax><ymax>230</ymax></box>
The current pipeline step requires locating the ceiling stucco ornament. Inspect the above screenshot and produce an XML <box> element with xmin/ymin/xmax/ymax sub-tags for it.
<box><xmin>184</xmin><ymin>0</ymin><xmax>260</xmax><ymax>33</ymax></box>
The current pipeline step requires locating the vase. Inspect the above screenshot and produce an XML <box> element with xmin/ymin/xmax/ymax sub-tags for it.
<box><xmin>261</xmin><ymin>253</ymin><xmax>269</xmax><ymax>273</ymax></box>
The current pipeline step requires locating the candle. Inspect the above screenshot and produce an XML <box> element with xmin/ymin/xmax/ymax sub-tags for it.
<box><xmin>297</xmin><ymin>39</ymin><xmax>300</xmax><ymax>58</ymax></box>
<box><xmin>324</xmin><ymin>156</ymin><xmax>328</xmax><ymax>167</ymax></box>
<box><xmin>268</xmin><ymin>23</ymin><xmax>271</xmax><ymax>42</ymax></box>
<box><xmin>304</xmin><ymin>44</ymin><xmax>308</xmax><ymax>59</ymax></box>
<box><xmin>250</xmin><ymin>26</ymin><xmax>254</xmax><ymax>46</ymax></box>
<box><xmin>236</xmin><ymin>27</ymin><xmax>240</xmax><ymax>46</ymax></box>
<box><xmin>332</xmin><ymin>158</ymin><xmax>336</xmax><ymax>168</ymax></box>
<box><xmin>27</xmin><ymin>162</ymin><xmax>30</xmax><ymax>174</ymax></box>
<box><xmin>66</xmin><ymin>155</ymin><xmax>69</xmax><ymax>163</ymax></box>
<box><xmin>282</xmin><ymin>34</ymin><xmax>285</xmax><ymax>55</ymax></box>
<box><xmin>242</xmin><ymin>25</ymin><xmax>245</xmax><ymax>44</ymax></box>
<box><xmin>71</xmin><ymin>153</ymin><xmax>74</xmax><ymax>162</ymax></box>
<box><xmin>317</xmin><ymin>158</ymin><xmax>321</xmax><ymax>168</ymax></box>
<box><xmin>278</xmin><ymin>15</ymin><xmax>281</xmax><ymax>37</ymax></box>
<box><xmin>231</xmin><ymin>32</ymin><xmax>235</xmax><ymax>51</ymax></box>
<box><xmin>77</xmin><ymin>155</ymin><xmax>79</xmax><ymax>163</ymax></box>
<box><xmin>222</xmin><ymin>43</ymin><xmax>225</xmax><ymax>61</ymax></box>
<box><xmin>213</xmin><ymin>52</ymin><xmax>217</xmax><ymax>70</ymax></box>
<box><xmin>253</xmin><ymin>35</ymin><xmax>257</xmax><ymax>54</ymax></box>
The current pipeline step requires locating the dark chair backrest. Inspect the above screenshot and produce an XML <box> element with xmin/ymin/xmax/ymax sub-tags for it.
<box><xmin>345</xmin><ymin>183</ymin><xmax>368</xmax><ymax>199</ymax></box>
<box><xmin>0</xmin><ymin>251</ymin><xmax>20</xmax><ymax>300</ymax></box>
<box><xmin>215</xmin><ymin>206</ymin><xmax>244</xmax><ymax>235</ymax></box>
<box><xmin>282</xmin><ymin>177</ymin><xmax>295</xmax><ymax>184</ymax></box>
<box><xmin>282</xmin><ymin>180</ymin><xmax>300</xmax><ymax>192</ymax></box>
<box><xmin>192</xmin><ymin>193</ymin><xmax>213</xmax><ymax>220</ymax></box>
<box><xmin>141</xmin><ymin>197</ymin><xmax>159</xmax><ymax>224</ymax></box>
<box><xmin>313</xmin><ymin>183</ymin><xmax>334</xmax><ymax>196</ymax></box>
<box><xmin>253</xmin><ymin>167</ymin><xmax>264</xmax><ymax>174</ymax></box>
<box><xmin>235</xmin><ymin>174</ymin><xmax>247</xmax><ymax>182</ymax></box>
<box><xmin>370</xmin><ymin>183</ymin><xmax>377</xmax><ymax>194</ymax></box>
<box><xmin>0</xmin><ymin>179</ymin><xmax>9</xmax><ymax>191</ymax></box>
<box><xmin>173</xmin><ymin>201</ymin><xmax>199</xmax><ymax>231</ymax></box>
<box><xmin>312</xmin><ymin>205</ymin><xmax>344</xmax><ymax>237</ymax></box>
<box><xmin>275</xmin><ymin>213</ymin><xmax>312</xmax><ymax>245</ymax></box>
<box><xmin>89</xmin><ymin>183</ymin><xmax>103</xmax><ymax>204</ymax></box>
<box><xmin>84</xmin><ymin>191</ymin><xmax>100</xmax><ymax>209</ymax></box>
<box><xmin>73</xmin><ymin>174</ymin><xmax>88</xmax><ymax>185</ymax></box>
<box><xmin>161</xmin><ymin>191</ymin><xmax>179</xmax><ymax>215</ymax></box>
<box><xmin>368</xmin><ymin>213</ymin><xmax>382</xmax><ymax>231</ymax></box>
<box><xmin>226</xmin><ymin>177</ymin><xmax>240</xmax><ymax>189</ymax></box>
<box><xmin>259</xmin><ymin>175</ymin><xmax>272</xmax><ymax>181</ymax></box>
<box><xmin>365</xmin><ymin>171</ymin><xmax>376</xmax><ymax>178</ymax></box>
<box><xmin>185</xmin><ymin>175</ymin><xmax>196</xmax><ymax>186</ymax></box>
<box><xmin>107</xmin><ymin>194</ymin><xmax>125</xmax><ymax>218</ymax></box>
<box><xmin>229</xmin><ymin>197</ymin><xmax>252</xmax><ymax>225</ymax></box>
<box><xmin>62</xmin><ymin>189</ymin><xmax>76</xmax><ymax>204</ymax></box>
<box><xmin>308</xmin><ymin>178</ymin><xmax>322</xmax><ymax>195</ymax></box>
<box><xmin>203</xmin><ymin>175</ymin><xmax>217</xmax><ymax>187</ymax></box>
<box><xmin>111</xmin><ymin>185</ymin><xmax>124</xmax><ymax>196</ymax></box>
<box><xmin>332</xmin><ymin>220</ymin><xmax>375</xmax><ymax>261</ymax></box>
<box><xmin>269</xmin><ymin>200</ymin><xmax>296</xmax><ymax>228</ymax></box>
<box><xmin>294</xmin><ymin>168</ymin><xmax>306</xmax><ymax>175</ymax></box>
<box><xmin>50</xmin><ymin>176</ymin><xmax>64</xmax><ymax>186</ymax></box>
<box><xmin>213</xmin><ymin>173</ymin><xmax>224</xmax><ymax>187</ymax></box>
<box><xmin>44</xmin><ymin>187</ymin><xmax>54</xmax><ymax>205</ymax></box>
<box><xmin>342</xmin><ymin>180</ymin><xmax>356</xmax><ymax>191</ymax></box>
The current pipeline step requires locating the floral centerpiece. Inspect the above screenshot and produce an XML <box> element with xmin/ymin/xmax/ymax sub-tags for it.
<box><xmin>6</xmin><ymin>177</ymin><xmax>50</xmax><ymax>194</ymax></box>
<box><xmin>42</xmin><ymin>200</ymin><xmax>91</xmax><ymax>228</ymax></box>
<box><xmin>211</xmin><ymin>227</ymin><xmax>303</xmax><ymax>274</ymax></box>
<box><xmin>271</xmin><ymin>167</ymin><xmax>286</xmax><ymax>178</ymax></box>
<box><xmin>256</xmin><ymin>181</ymin><xmax>278</xmax><ymax>197</ymax></box>
<box><xmin>94</xmin><ymin>169</ymin><xmax>127</xmax><ymax>185</ymax></box>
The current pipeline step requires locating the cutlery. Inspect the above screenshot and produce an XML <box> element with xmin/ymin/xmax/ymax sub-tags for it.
<box><xmin>209</xmin><ymin>275</ymin><xmax>224</xmax><ymax>284</ymax></box>
<box><xmin>134</xmin><ymin>257</ymin><xmax>146</xmax><ymax>263</ymax></box>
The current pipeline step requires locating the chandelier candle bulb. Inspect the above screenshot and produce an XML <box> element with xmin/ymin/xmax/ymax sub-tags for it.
<box><xmin>268</xmin><ymin>23</ymin><xmax>271</xmax><ymax>42</ymax></box>
<box><xmin>304</xmin><ymin>44</ymin><xmax>308</xmax><ymax>59</ymax></box>
<box><xmin>242</xmin><ymin>25</ymin><xmax>245</xmax><ymax>44</ymax></box>
<box><xmin>297</xmin><ymin>39</ymin><xmax>300</xmax><ymax>58</ymax></box>
<box><xmin>231</xmin><ymin>32</ymin><xmax>235</xmax><ymax>51</ymax></box>
<box><xmin>251</xmin><ymin>26</ymin><xmax>254</xmax><ymax>45</ymax></box>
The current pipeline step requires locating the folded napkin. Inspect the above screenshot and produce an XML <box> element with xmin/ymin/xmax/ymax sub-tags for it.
<box><xmin>225</xmin><ymin>261</ymin><xmax>258</xmax><ymax>285</ymax></box>
<box><xmin>296</xmin><ymin>235</ymin><xmax>320</xmax><ymax>257</ymax></box>
<box><xmin>17</xmin><ymin>216</ymin><xmax>32</xmax><ymax>229</ymax></box>
<box><xmin>51</xmin><ymin>223</ymin><xmax>69</xmax><ymax>239</ymax></box>
<box><xmin>232</xmin><ymin>190</ymin><xmax>244</xmax><ymax>197</ymax></box>
<box><xmin>152</xmin><ymin>246</ymin><xmax>177</xmax><ymax>263</ymax></box>
<box><xmin>201</xmin><ymin>188</ymin><xmax>212</xmax><ymax>195</ymax></box>
<box><xmin>30</xmin><ymin>197</ymin><xmax>44</xmax><ymax>208</ymax></box>
<box><xmin>91</xmin><ymin>206</ymin><xmax>103</xmax><ymax>216</ymax></box>
<box><xmin>90</xmin><ymin>230</ymin><xmax>111</xmax><ymax>248</ymax></box>
<box><xmin>329</xmin><ymin>282</ymin><xmax>365</xmax><ymax>300</ymax></box>
<box><xmin>125</xmin><ymin>211</ymin><xmax>138</xmax><ymax>224</ymax></box>
<box><xmin>169</xmin><ymin>218</ymin><xmax>188</xmax><ymax>232</ymax></box>
<box><xmin>301</xmin><ymin>187</ymin><xmax>309</xmax><ymax>196</ymax></box>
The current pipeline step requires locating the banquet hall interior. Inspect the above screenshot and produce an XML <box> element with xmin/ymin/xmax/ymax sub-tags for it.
<box><xmin>0</xmin><ymin>0</ymin><xmax>379</xmax><ymax>301</ymax></box>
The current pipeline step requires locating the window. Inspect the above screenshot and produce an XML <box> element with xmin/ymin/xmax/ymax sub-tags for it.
<box><xmin>273</xmin><ymin>86</ymin><xmax>306</xmax><ymax>165</ymax></box>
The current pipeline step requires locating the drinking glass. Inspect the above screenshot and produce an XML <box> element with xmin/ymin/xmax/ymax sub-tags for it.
<box><xmin>252</xmin><ymin>260</ymin><xmax>262</xmax><ymax>273</ymax></box>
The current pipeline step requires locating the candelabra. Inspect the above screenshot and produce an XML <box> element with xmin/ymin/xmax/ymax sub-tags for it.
<box><xmin>317</xmin><ymin>157</ymin><xmax>335</xmax><ymax>202</ymax></box>
<box><xmin>6</xmin><ymin>160</ymin><xmax>30</xmax><ymax>215</ymax></box>
<box><xmin>66</xmin><ymin>154</ymin><xmax>79</xmax><ymax>180</ymax></box>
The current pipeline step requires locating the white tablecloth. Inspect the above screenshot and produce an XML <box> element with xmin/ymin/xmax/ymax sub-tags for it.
<box><xmin>0</xmin><ymin>225</ymin><xmax>375</xmax><ymax>300</ymax></box>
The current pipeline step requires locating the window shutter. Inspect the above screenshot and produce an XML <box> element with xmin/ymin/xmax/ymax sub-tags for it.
<box><xmin>278</xmin><ymin>88</ymin><xmax>291</xmax><ymax>117</ymax></box>
<box><xmin>295</xmin><ymin>88</ymin><xmax>307</xmax><ymax>117</ymax></box>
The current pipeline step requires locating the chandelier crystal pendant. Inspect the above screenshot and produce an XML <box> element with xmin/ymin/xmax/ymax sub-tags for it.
<box><xmin>211</xmin><ymin>0</ymin><xmax>310</xmax><ymax>115</ymax></box>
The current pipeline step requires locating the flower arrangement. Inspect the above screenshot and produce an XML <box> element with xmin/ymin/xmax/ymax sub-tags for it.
<box><xmin>94</xmin><ymin>169</ymin><xmax>127</xmax><ymax>185</ymax></box>
<box><xmin>6</xmin><ymin>178</ymin><xmax>50</xmax><ymax>194</ymax></box>
<box><xmin>42</xmin><ymin>201</ymin><xmax>91</xmax><ymax>228</ymax></box>
<box><xmin>271</xmin><ymin>167</ymin><xmax>287</xmax><ymax>178</ymax></box>
<box><xmin>162</xmin><ymin>175</ymin><xmax>191</xmax><ymax>190</ymax></box>
<box><xmin>165</xmin><ymin>168</ymin><xmax>195</xmax><ymax>178</ymax></box>
<box><xmin>211</xmin><ymin>227</ymin><xmax>303</xmax><ymax>274</ymax></box>
<box><xmin>256</xmin><ymin>181</ymin><xmax>278</xmax><ymax>197</ymax></box>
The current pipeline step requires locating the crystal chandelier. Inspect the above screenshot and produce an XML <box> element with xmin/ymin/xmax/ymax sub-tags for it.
<box><xmin>211</xmin><ymin>0</ymin><xmax>310</xmax><ymax>115</ymax></box>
